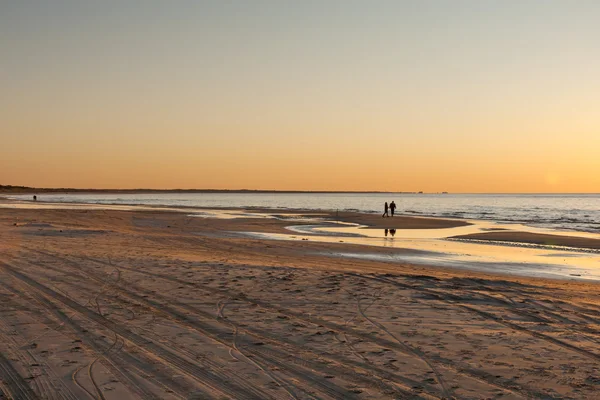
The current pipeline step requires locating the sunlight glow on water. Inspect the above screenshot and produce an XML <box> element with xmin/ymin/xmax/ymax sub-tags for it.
<box><xmin>6</xmin><ymin>193</ymin><xmax>600</xmax><ymax>233</ymax></box>
<box><xmin>4</xmin><ymin>197</ymin><xmax>600</xmax><ymax>281</ymax></box>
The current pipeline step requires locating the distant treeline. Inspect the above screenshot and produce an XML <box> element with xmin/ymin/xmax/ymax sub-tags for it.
<box><xmin>0</xmin><ymin>185</ymin><xmax>37</xmax><ymax>192</ymax></box>
<box><xmin>0</xmin><ymin>185</ymin><xmax>418</xmax><ymax>194</ymax></box>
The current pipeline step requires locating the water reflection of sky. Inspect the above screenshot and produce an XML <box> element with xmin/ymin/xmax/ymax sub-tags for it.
<box><xmin>4</xmin><ymin>202</ymin><xmax>600</xmax><ymax>281</ymax></box>
<box><xmin>229</xmin><ymin>212</ymin><xmax>600</xmax><ymax>282</ymax></box>
<box><xmin>244</xmin><ymin>228</ymin><xmax>600</xmax><ymax>282</ymax></box>
<box><xmin>6</xmin><ymin>192</ymin><xmax>600</xmax><ymax>233</ymax></box>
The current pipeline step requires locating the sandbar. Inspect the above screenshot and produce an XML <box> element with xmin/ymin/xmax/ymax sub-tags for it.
<box><xmin>334</xmin><ymin>211</ymin><xmax>471</xmax><ymax>229</ymax></box>
<box><xmin>454</xmin><ymin>231</ymin><xmax>600</xmax><ymax>250</ymax></box>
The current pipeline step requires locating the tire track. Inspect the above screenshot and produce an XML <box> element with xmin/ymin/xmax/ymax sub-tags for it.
<box><xmin>0</xmin><ymin>280</ymin><xmax>82</xmax><ymax>400</ymax></box>
<box><xmin>71</xmin><ymin>364</ymin><xmax>97</xmax><ymax>400</ymax></box>
<box><xmin>146</xmin><ymin>292</ymin><xmax>433</xmax><ymax>399</ymax></box>
<box><xmin>217</xmin><ymin>300</ymin><xmax>302</xmax><ymax>400</ymax></box>
<box><xmin>413</xmin><ymin>281</ymin><xmax>600</xmax><ymax>349</ymax></box>
<box><xmin>1</xmin><ymin>268</ymin><xmax>200</xmax><ymax>400</ymax></box>
<box><xmin>0</xmin><ymin>336</ymin><xmax>45</xmax><ymax>400</ymax></box>
<box><xmin>11</xmin><ymin>258</ymin><xmax>282</xmax><ymax>400</ymax></box>
<box><xmin>113</xmin><ymin>275</ymin><xmax>430</xmax><ymax>398</ymax></box>
<box><xmin>109</xmin><ymin>261</ymin><xmax>535</xmax><ymax>398</ymax></box>
<box><xmin>359</xmin><ymin>274</ymin><xmax>600</xmax><ymax>363</ymax></box>
<box><xmin>108</xmin><ymin>274</ymin><xmax>366</xmax><ymax>399</ymax></box>
<box><xmin>25</xmin><ymin>253</ymin><xmax>410</xmax><ymax>399</ymax></box>
<box><xmin>0</xmin><ymin>350</ymin><xmax>40</xmax><ymax>400</ymax></box>
<box><xmin>0</xmin><ymin>279</ymin><xmax>70</xmax><ymax>350</ymax></box>
<box><xmin>354</xmin><ymin>296</ymin><xmax>451</xmax><ymax>399</ymax></box>
<box><xmin>49</xmin><ymin>257</ymin><xmax>432</xmax><ymax>398</ymax></box>
<box><xmin>43</xmin><ymin>251</ymin><xmax>542</xmax><ymax>398</ymax></box>
<box><xmin>87</xmin><ymin>332</ymin><xmax>120</xmax><ymax>400</ymax></box>
<box><xmin>0</xmin><ymin>324</ymin><xmax>79</xmax><ymax>400</ymax></box>
<box><xmin>334</xmin><ymin>284</ymin><xmax>435</xmax><ymax>398</ymax></box>
<box><xmin>25</xmin><ymin>250</ymin><xmax>545</xmax><ymax>398</ymax></box>
<box><xmin>0</xmin><ymin>261</ymin><xmax>266</xmax><ymax>400</ymax></box>
<box><xmin>2</xmin><ymin>267</ymin><xmax>135</xmax><ymax>400</ymax></box>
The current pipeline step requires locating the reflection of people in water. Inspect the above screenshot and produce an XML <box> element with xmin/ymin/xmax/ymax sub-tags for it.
<box><xmin>389</xmin><ymin>229</ymin><xmax>396</xmax><ymax>237</ymax></box>
<box><xmin>384</xmin><ymin>229</ymin><xmax>388</xmax><ymax>237</ymax></box>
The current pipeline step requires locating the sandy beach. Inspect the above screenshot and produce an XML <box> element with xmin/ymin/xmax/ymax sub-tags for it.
<box><xmin>2</xmin><ymin>205</ymin><xmax>600</xmax><ymax>399</ymax></box>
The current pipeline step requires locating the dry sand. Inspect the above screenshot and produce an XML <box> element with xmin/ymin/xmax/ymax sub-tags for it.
<box><xmin>1</xmin><ymin>207</ymin><xmax>600</xmax><ymax>399</ymax></box>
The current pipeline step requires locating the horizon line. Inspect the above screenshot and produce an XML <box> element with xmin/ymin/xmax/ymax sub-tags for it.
<box><xmin>1</xmin><ymin>185</ymin><xmax>599</xmax><ymax>195</ymax></box>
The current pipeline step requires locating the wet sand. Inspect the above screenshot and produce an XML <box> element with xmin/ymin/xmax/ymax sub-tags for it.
<box><xmin>334</xmin><ymin>211</ymin><xmax>472</xmax><ymax>230</ymax></box>
<box><xmin>2</xmin><ymin>206</ymin><xmax>600</xmax><ymax>399</ymax></box>
<box><xmin>453</xmin><ymin>231</ymin><xmax>600</xmax><ymax>250</ymax></box>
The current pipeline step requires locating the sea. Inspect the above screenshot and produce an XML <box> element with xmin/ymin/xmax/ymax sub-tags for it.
<box><xmin>7</xmin><ymin>193</ymin><xmax>600</xmax><ymax>234</ymax></box>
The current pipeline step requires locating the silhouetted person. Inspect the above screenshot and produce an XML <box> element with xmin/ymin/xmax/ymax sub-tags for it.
<box><xmin>384</xmin><ymin>228</ymin><xmax>388</xmax><ymax>236</ymax></box>
<box><xmin>382</xmin><ymin>202</ymin><xmax>389</xmax><ymax>217</ymax></box>
<box><xmin>33</xmin><ymin>195</ymin><xmax>37</xmax><ymax>201</ymax></box>
<box><xmin>389</xmin><ymin>201</ymin><xmax>396</xmax><ymax>217</ymax></box>
<box><xmin>389</xmin><ymin>229</ymin><xmax>396</xmax><ymax>237</ymax></box>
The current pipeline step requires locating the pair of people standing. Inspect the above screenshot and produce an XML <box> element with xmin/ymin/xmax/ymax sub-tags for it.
<box><xmin>382</xmin><ymin>201</ymin><xmax>396</xmax><ymax>217</ymax></box>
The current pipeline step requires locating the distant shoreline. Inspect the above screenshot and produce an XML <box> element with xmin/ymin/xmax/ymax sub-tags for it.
<box><xmin>0</xmin><ymin>185</ymin><xmax>421</xmax><ymax>195</ymax></box>
<box><xmin>2</xmin><ymin>186</ymin><xmax>599</xmax><ymax>195</ymax></box>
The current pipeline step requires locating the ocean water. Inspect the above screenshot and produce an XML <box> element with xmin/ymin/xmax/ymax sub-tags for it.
<box><xmin>7</xmin><ymin>193</ymin><xmax>600</xmax><ymax>233</ymax></box>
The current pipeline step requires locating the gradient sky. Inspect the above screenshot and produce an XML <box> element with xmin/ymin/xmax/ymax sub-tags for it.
<box><xmin>2</xmin><ymin>1</ymin><xmax>599</xmax><ymax>192</ymax></box>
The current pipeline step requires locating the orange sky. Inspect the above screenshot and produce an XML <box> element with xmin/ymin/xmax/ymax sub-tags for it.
<box><xmin>2</xmin><ymin>2</ymin><xmax>599</xmax><ymax>192</ymax></box>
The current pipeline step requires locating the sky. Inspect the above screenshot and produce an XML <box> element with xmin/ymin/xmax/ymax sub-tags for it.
<box><xmin>1</xmin><ymin>1</ymin><xmax>599</xmax><ymax>192</ymax></box>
